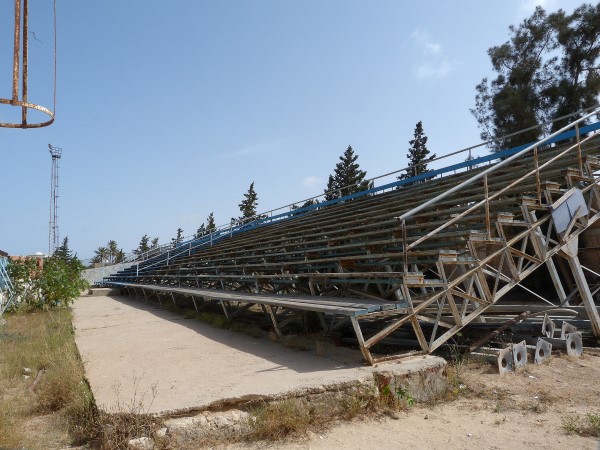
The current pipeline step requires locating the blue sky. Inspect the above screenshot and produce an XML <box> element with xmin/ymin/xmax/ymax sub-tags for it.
<box><xmin>0</xmin><ymin>0</ymin><xmax>585</xmax><ymax>259</ymax></box>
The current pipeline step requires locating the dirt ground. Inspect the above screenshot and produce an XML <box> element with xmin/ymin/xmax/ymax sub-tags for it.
<box><xmin>71</xmin><ymin>294</ymin><xmax>600</xmax><ymax>449</ymax></box>
<box><xmin>230</xmin><ymin>353</ymin><xmax>600</xmax><ymax>450</ymax></box>
<box><xmin>71</xmin><ymin>294</ymin><xmax>382</xmax><ymax>413</ymax></box>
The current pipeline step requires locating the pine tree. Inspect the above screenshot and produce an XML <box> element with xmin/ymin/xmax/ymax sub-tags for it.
<box><xmin>206</xmin><ymin>212</ymin><xmax>216</xmax><ymax>233</ymax></box>
<box><xmin>398</xmin><ymin>121</ymin><xmax>436</xmax><ymax>186</ymax></box>
<box><xmin>134</xmin><ymin>235</ymin><xmax>150</xmax><ymax>255</ymax></box>
<box><xmin>472</xmin><ymin>4</ymin><xmax>600</xmax><ymax>150</ymax></box>
<box><xmin>54</xmin><ymin>237</ymin><xmax>73</xmax><ymax>261</ymax></box>
<box><xmin>239</xmin><ymin>182</ymin><xmax>259</xmax><ymax>224</ymax></box>
<box><xmin>150</xmin><ymin>237</ymin><xmax>159</xmax><ymax>248</ymax></box>
<box><xmin>171</xmin><ymin>228</ymin><xmax>184</xmax><ymax>247</ymax></box>
<box><xmin>324</xmin><ymin>146</ymin><xmax>370</xmax><ymax>201</ymax></box>
<box><xmin>195</xmin><ymin>224</ymin><xmax>206</xmax><ymax>238</ymax></box>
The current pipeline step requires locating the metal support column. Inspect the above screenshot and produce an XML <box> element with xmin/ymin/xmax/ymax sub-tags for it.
<box><xmin>560</xmin><ymin>237</ymin><xmax>600</xmax><ymax>337</ymax></box>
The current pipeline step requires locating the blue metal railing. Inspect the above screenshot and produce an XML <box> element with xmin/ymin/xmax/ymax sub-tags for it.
<box><xmin>107</xmin><ymin>119</ymin><xmax>600</xmax><ymax>278</ymax></box>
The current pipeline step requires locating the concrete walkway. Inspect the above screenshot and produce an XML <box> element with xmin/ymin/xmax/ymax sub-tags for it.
<box><xmin>72</xmin><ymin>294</ymin><xmax>443</xmax><ymax>414</ymax></box>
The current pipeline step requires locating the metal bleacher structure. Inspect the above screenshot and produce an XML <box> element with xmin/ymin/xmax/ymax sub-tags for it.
<box><xmin>102</xmin><ymin>110</ymin><xmax>600</xmax><ymax>365</ymax></box>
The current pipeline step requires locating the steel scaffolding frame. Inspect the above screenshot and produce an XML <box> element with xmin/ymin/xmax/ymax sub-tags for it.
<box><xmin>103</xmin><ymin>111</ymin><xmax>600</xmax><ymax>364</ymax></box>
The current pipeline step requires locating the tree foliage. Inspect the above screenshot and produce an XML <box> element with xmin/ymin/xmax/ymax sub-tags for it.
<box><xmin>171</xmin><ymin>228</ymin><xmax>184</xmax><ymax>247</ymax></box>
<box><xmin>398</xmin><ymin>121</ymin><xmax>436</xmax><ymax>185</ymax></box>
<box><xmin>92</xmin><ymin>239</ymin><xmax>125</xmax><ymax>265</ymax></box>
<box><xmin>196</xmin><ymin>212</ymin><xmax>218</xmax><ymax>237</ymax></box>
<box><xmin>195</xmin><ymin>224</ymin><xmax>206</xmax><ymax>238</ymax></box>
<box><xmin>472</xmin><ymin>4</ymin><xmax>600</xmax><ymax>151</ymax></box>
<box><xmin>239</xmin><ymin>182</ymin><xmax>259</xmax><ymax>224</ymax></box>
<box><xmin>91</xmin><ymin>246</ymin><xmax>108</xmax><ymax>265</ymax></box>
<box><xmin>134</xmin><ymin>235</ymin><xmax>150</xmax><ymax>256</ymax></box>
<box><xmin>324</xmin><ymin>146</ymin><xmax>370</xmax><ymax>201</ymax></box>
<box><xmin>54</xmin><ymin>237</ymin><xmax>73</xmax><ymax>261</ymax></box>
<box><xmin>106</xmin><ymin>240</ymin><xmax>124</xmax><ymax>264</ymax></box>
<box><xmin>206</xmin><ymin>212</ymin><xmax>216</xmax><ymax>233</ymax></box>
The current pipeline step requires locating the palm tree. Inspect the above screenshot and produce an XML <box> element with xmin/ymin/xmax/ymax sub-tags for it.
<box><xmin>92</xmin><ymin>246</ymin><xmax>108</xmax><ymax>265</ymax></box>
<box><xmin>107</xmin><ymin>240</ymin><xmax>119</xmax><ymax>264</ymax></box>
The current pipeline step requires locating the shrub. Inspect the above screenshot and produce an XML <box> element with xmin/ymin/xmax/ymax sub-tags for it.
<box><xmin>7</xmin><ymin>255</ymin><xmax>88</xmax><ymax>311</ymax></box>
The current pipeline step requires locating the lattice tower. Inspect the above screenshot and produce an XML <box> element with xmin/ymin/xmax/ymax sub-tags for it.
<box><xmin>48</xmin><ymin>143</ymin><xmax>62</xmax><ymax>254</ymax></box>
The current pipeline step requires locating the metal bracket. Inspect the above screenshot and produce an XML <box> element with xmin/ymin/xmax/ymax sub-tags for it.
<box><xmin>565</xmin><ymin>332</ymin><xmax>583</xmax><ymax>357</ymax></box>
<box><xmin>498</xmin><ymin>347</ymin><xmax>514</xmax><ymax>375</ymax></box>
<box><xmin>542</xmin><ymin>314</ymin><xmax>556</xmax><ymax>338</ymax></box>
<box><xmin>534</xmin><ymin>338</ymin><xmax>552</xmax><ymax>364</ymax></box>
<box><xmin>560</xmin><ymin>321</ymin><xmax>577</xmax><ymax>340</ymax></box>
<box><xmin>512</xmin><ymin>340</ymin><xmax>528</xmax><ymax>369</ymax></box>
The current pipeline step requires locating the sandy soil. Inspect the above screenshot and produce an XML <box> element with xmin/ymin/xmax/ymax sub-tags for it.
<box><xmin>72</xmin><ymin>294</ymin><xmax>600</xmax><ymax>449</ymax></box>
<box><xmin>73</xmin><ymin>295</ymin><xmax>439</xmax><ymax>414</ymax></box>
<box><xmin>232</xmin><ymin>354</ymin><xmax>600</xmax><ymax>450</ymax></box>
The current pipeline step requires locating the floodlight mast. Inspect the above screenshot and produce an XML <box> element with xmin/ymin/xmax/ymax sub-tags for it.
<box><xmin>48</xmin><ymin>143</ymin><xmax>62</xmax><ymax>254</ymax></box>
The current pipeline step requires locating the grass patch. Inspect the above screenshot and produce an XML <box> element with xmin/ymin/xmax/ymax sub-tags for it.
<box><xmin>245</xmin><ymin>386</ymin><xmax>386</xmax><ymax>442</ymax></box>
<box><xmin>0</xmin><ymin>308</ymin><xmax>164</xmax><ymax>449</ymax></box>
<box><xmin>248</xmin><ymin>399</ymin><xmax>313</xmax><ymax>441</ymax></box>
<box><xmin>173</xmin><ymin>388</ymin><xmax>381</xmax><ymax>448</ymax></box>
<box><xmin>0</xmin><ymin>309</ymin><xmax>97</xmax><ymax>448</ymax></box>
<box><xmin>562</xmin><ymin>413</ymin><xmax>600</xmax><ymax>437</ymax></box>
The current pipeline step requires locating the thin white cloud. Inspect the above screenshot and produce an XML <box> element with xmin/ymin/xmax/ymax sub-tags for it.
<box><xmin>302</xmin><ymin>175</ymin><xmax>322</xmax><ymax>189</ymax></box>
<box><xmin>519</xmin><ymin>0</ymin><xmax>557</xmax><ymax>16</ymax></box>
<box><xmin>178</xmin><ymin>213</ymin><xmax>204</xmax><ymax>225</ymax></box>
<box><xmin>223</xmin><ymin>139</ymin><xmax>286</xmax><ymax>159</ymax></box>
<box><xmin>230</xmin><ymin>143</ymin><xmax>264</xmax><ymax>157</ymax></box>
<box><xmin>415</xmin><ymin>58</ymin><xmax>461</xmax><ymax>80</ymax></box>
<box><xmin>410</xmin><ymin>28</ymin><xmax>460</xmax><ymax>80</ymax></box>
<box><xmin>411</xmin><ymin>28</ymin><xmax>442</xmax><ymax>54</ymax></box>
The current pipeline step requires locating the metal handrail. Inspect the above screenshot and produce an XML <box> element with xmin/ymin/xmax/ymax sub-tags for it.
<box><xmin>400</xmin><ymin>108</ymin><xmax>600</xmax><ymax>264</ymax></box>
<box><xmin>120</xmin><ymin>121</ymin><xmax>599</xmax><ymax>277</ymax></box>
<box><xmin>97</xmin><ymin>108</ymin><xmax>600</xmax><ymax>272</ymax></box>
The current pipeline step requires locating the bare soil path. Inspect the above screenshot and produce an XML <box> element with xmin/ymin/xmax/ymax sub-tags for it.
<box><xmin>72</xmin><ymin>294</ymin><xmax>387</xmax><ymax>414</ymax></box>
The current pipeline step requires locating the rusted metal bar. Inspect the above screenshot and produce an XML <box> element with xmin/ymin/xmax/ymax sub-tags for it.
<box><xmin>402</xmin><ymin>219</ymin><xmax>408</xmax><ymax>273</ymax></box>
<box><xmin>350</xmin><ymin>317</ymin><xmax>374</xmax><ymax>365</ymax></box>
<box><xmin>12</xmin><ymin>0</ymin><xmax>21</xmax><ymax>102</ymax></box>
<box><xmin>468</xmin><ymin>311</ymin><xmax>530</xmax><ymax>352</ymax></box>
<box><xmin>264</xmin><ymin>305</ymin><xmax>282</xmax><ymax>338</ymax></box>
<box><xmin>21</xmin><ymin>0</ymin><xmax>28</xmax><ymax>124</ymax></box>
<box><xmin>372</xmin><ymin>350</ymin><xmax>423</xmax><ymax>363</ymax></box>
<box><xmin>365</xmin><ymin>209</ymin><xmax>561</xmax><ymax>351</ymax></box>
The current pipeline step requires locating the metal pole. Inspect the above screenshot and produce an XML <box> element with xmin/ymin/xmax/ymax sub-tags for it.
<box><xmin>534</xmin><ymin>146</ymin><xmax>541</xmax><ymax>205</ymax></box>
<box><xmin>484</xmin><ymin>174</ymin><xmax>491</xmax><ymax>239</ymax></box>
<box><xmin>12</xmin><ymin>0</ymin><xmax>21</xmax><ymax>102</ymax></box>
<box><xmin>402</xmin><ymin>219</ymin><xmax>408</xmax><ymax>273</ymax></box>
<box><xmin>576</xmin><ymin>123</ymin><xmax>583</xmax><ymax>174</ymax></box>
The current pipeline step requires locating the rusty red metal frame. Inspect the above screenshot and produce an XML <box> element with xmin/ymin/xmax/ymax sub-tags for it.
<box><xmin>0</xmin><ymin>0</ymin><xmax>56</xmax><ymax>128</ymax></box>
